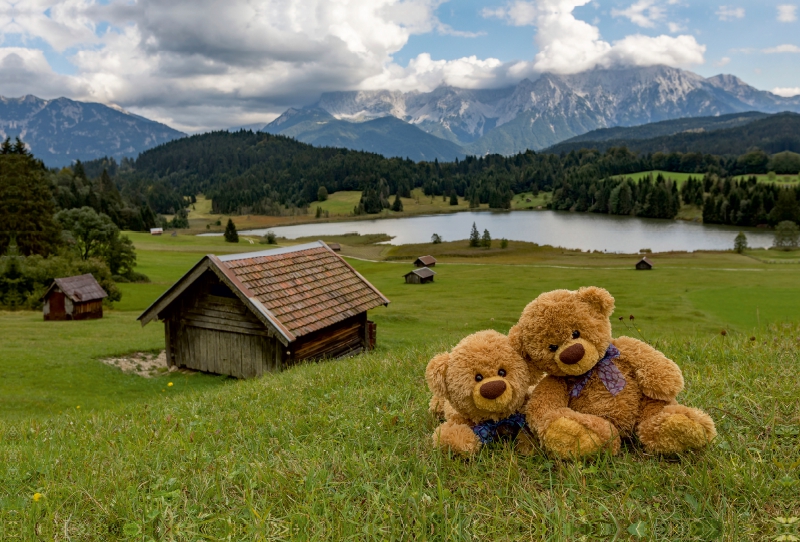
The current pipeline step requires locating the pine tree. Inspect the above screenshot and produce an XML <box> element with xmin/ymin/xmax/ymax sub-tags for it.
<box><xmin>391</xmin><ymin>193</ymin><xmax>403</xmax><ymax>212</ymax></box>
<box><xmin>449</xmin><ymin>192</ymin><xmax>458</xmax><ymax>206</ymax></box>
<box><xmin>317</xmin><ymin>186</ymin><xmax>328</xmax><ymax>202</ymax></box>
<box><xmin>224</xmin><ymin>218</ymin><xmax>239</xmax><ymax>243</ymax></box>
<box><xmin>469</xmin><ymin>222</ymin><xmax>480</xmax><ymax>247</ymax></box>
<box><xmin>481</xmin><ymin>229</ymin><xmax>492</xmax><ymax>249</ymax></box>
<box><xmin>773</xmin><ymin>221</ymin><xmax>799</xmax><ymax>250</ymax></box>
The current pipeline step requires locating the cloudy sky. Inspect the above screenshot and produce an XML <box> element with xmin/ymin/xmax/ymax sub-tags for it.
<box><xmin>2</xmin><ymin>0</ymin><xmax>799</xmax><ymax>132</ymax></box>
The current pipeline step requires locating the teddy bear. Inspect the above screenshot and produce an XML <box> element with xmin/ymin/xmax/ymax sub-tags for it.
<box><xmin>425</xmin><ymin>329</ymin><xmax>541</xmax><ymax>455</ymax></box>
<box><xmin>508</xmin><ymin>286</ymin><xmax>716</xmax><ymax>458</ymax></box>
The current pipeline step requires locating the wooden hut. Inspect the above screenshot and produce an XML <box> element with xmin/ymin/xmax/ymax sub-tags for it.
<box><xmin>635</xmin><ymin>257</ymin><xmax>654</xmax><ymax>270</ymax></box>
<box><xmin>150</xmin><ymin>227</ymin><xmax>163</xmax><ymax>235</ymax></box>
<box><xmin>138</xmin><ymin>241</ymin><xmax>389</xmax><ymax>378</ymax></box>
<box><xmin>414</xmin><ymin>255</ymin><xmax>436</xmax><ymax>267</ymax></box>
<box><xmin>404</xmin><ymin>267</ymin><xmax>436</xmax><ymax>284</ymax></box>
<box><xmin>328</xmin><ymin>243</ymin><xmax>341</xmax><ymax>252</ymax></box>
<box><xmin>43</xmin><ymin>274</ymin><xmax>107</xmax><ymax>321</ymax></box>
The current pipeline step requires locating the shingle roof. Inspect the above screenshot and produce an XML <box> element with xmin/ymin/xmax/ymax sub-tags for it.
<box><xmin>50</xmin><ymin>274</ymin><xmax>107</xmax><ymax>302</ymax></box>
<box><xmin>637</xmin><ymin>256</ymin><xmax>654</xmax><ymax>267</ymax></box>
<box><xmin>415</xmin><ymin>255</ymin><xmax>436</xmax><ymax>266</ymax></box>
<box><xmin>218</xmin><ymin>242</ymin><xmax>389</xmax><ymax>338</ymax></box>
<box><xmin>405</xmin><ymin>267</ymin><xmax>436</xmax><ymax>279</ymax></box>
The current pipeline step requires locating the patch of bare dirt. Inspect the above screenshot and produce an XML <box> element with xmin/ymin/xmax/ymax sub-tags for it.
<box><xmin>100</xmin><ymin>351</ymin><xmax>194</xmax><ymax>378</ymax></box>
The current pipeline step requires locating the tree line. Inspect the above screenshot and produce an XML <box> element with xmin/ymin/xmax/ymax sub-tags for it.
<box><xmin>0</xmin><ymin>139</ymin><xmax>146</xmax><ymax>309</ymax></box>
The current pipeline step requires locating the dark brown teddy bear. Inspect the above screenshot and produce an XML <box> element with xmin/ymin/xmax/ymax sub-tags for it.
<box><xmin>425</xmin><ymin>330</ymin><xmax>540</xmax><ymax>455</ymax></box>
<box><xmin>509</xmin><ymin>287</ymin><xmax>716</xmax><ymax>458</ymax></box>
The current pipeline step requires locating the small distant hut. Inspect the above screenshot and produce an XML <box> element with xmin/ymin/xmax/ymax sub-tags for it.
<box><xmin>328</xmin><ymin>243</ymin><xmax>341</xmax><ymax>252</ymax></box>
<box><xmin>43</xmin><ymin>274</ymin><xmax>107</xmax><ymax>321</ymax></box>
<box><xmin>150</xmin><ymin>227</ymin><xmax>163</xmax><ymax>235</ymax></box>
<box><xmin>404</xmin><ymin>267</ymin><xmax>436</xmax><ymax>284</ymax></box>
<box><xmin>636</xmin><ymin>257</ymin><xmax>654</xmax><ymax>270</ymax></box>
<box><xmin>414</xmin><ymin>255</ymin><xmax>436</xmax><ymax>267</ymax></box>
<box><xmin>138</xmin><ymin>241</ymin><xmax>389</xmax><ymax>378</ymax></box>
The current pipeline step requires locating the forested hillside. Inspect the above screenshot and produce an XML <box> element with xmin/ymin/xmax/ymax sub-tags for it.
<box><xmin>89</xmin><ymin>129</ymin><xmax>795</xmax><ymax>216</ymax></box>
<box><xmin>548</xmin><ymin>112</ymin><xmax>800</xmax><ymax>156</ymax></box>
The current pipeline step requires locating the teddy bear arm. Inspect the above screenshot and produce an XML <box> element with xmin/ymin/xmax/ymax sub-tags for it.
<box><xmin>432</xmin><ymin>420</ymin><xmax>482</xmax><ymax>455</ymax></box>
<box><xmin>614</xmin><ymin>336</ymin><xmax>684</xmax><ymax>401</ymax></box>
<box><xmin>525</xmin><ymin>375</ymin><xmax>570</xmax><ymax>434</ymax></box>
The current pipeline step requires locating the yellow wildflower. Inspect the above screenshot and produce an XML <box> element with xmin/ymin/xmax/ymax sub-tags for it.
<box><xmin>33</xmin><ymin>493</ymin><xmax>43</xmax><ymax>502</ymax></box>
<box><xmin>168</xmin><ymin>382</ymin><xmax>174</xmax><ymax>387</ymax></box>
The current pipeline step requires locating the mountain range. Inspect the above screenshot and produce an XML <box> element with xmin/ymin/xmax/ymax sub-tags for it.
<box><xmin>5</xmin><ymin>65</ymin><xmax>800</xmax><ymax>167</ymax></box>
<box><xmin>263</xmin><ymin>65</ymin><xmax>800</xmax><ymax>160</ymax></box>
<box><xmin>0</xmin><ymin>95</ymin><xmax>185</xmax><ymax>167</ymax></box>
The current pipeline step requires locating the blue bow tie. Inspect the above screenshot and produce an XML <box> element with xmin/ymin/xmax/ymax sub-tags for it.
<box><xmin>472</xmin><ymin>413</ymin><xmax>527</xmax><ymax>445</ymax></box>
<box><xmin>568</xmin><ymin>343</ymin><xmax>626</xmax><ymax>398</ymax></box>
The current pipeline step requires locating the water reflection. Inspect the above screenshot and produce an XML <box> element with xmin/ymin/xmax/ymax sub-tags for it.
<box><xmin>228</xmin><ymin>210</ymin><xmax>775</xmax><ymax>253</ymax></box>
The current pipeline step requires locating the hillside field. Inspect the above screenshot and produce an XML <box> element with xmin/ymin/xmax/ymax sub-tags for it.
<box><xmin>0</xmin><ymin>233</ymin><xmax>797</xmax><ymax>540</ymax></box>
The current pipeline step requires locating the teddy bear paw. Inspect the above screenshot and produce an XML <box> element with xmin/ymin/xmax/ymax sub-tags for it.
<box><xmin>433</xmin><ymin>422</ymin><xmax>482</xmax><ymax>455</ymax></box>
<box><xmin>542</xmin><ymin>417</ymin><xmax>611</xmax><ymax>458</ymax></box>
<box><xmin>645</xmin><ymin>411</ymin><xmax>716</xmax><ymax>454</ymax></box>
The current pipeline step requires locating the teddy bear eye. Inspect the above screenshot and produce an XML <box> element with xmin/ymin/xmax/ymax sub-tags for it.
<box><xmin>475</xmin><ymin>374</ymin><xmax>483</xmax><ymax>382</ymax></box>
<box><xmin>548</xmin><ymin>344</ymin><xmax>558</xmax><ymax>352</ymax></box>
<box><xmin>498</xmin><ymin>369</ymin><xmax>506</xmax><ymax>377</ymax></box>
<box><xmin>572</xmin><ymin>330</ymin><xmax>580</xmax><ymax>339</ymax></box>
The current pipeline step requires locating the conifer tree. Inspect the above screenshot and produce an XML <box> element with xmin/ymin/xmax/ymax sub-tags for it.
<box><xmin>391</xmin><ymin>193</ymin><xmax>403</xmax><ymax>212</ymax></box>
<box><xmin>224</xmin><ymin>218</ymin><xmax>239</xmax><ymax>243</ymax></box>
<box><xmin>469</xmin><ymin>222</ymin><xmax>480</xmax><ymax>247</ymax></box>
<box><xmin>481</xmin><ymin>229</ymin><xmax>492</xmax><ymax>249</ymax></box>
<box><xmin>449</xmin><ymin>192</ymin><xmax>458</xmax><ymax>205</ymax></box>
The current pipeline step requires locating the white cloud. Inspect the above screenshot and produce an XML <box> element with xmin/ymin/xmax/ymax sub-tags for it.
<box><xmin>612</xmin><ymin>0</ymin><xmax>666</xmax><ymax>28</ymax></box>
<box><xmin>667</xmin><ymin>22</ymin><xmax>685</xmax><ymax>33</ymax></box>
<box><xmin>772</xmin><ymin>86</ymin><xmax>800</xmax><ymax>97</ymax></box>
<box><xmin>715</xmin><ymin>56</ymin><xmax>731</xmax><ymax>66</ymax></box>
<box><xmin>763</xmin><ymin>44</ymin><xmax>800</xmax><ymax>53</ymax></box>
<box><xmin>484</xmin><ymin>0</ymin><xmax>704</xmax><ymax>74</ymax></box>
<box><xmin>1</xmin><ymin>0</ymin><xmax>707</xmax><ymax>131</ymax></box>
<box><xmin>716</xmin><ymin>6</ymin><xmax>745</xmax><ymax>21</ymax></box>
<box><xmin>0</xmin><ymin>47</ymin><xmax>88</xmax><ymax>98</ymax></box>
<box><xmin>777</xmin><ymin>4</ymin><xmax>797</xmax><ymax>22</ymax></box>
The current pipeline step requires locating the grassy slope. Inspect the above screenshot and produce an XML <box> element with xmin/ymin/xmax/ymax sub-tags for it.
<box><xmin>1</xmin><ymin>234</ymin><xmax>798</xmax><ymax>539</ymax></box>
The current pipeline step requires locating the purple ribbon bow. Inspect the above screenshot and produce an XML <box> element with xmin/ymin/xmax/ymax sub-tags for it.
<box><xmin>568</xmin><ymin>343</ymin><xmax>625</xmax><ymax>398</ymax></box>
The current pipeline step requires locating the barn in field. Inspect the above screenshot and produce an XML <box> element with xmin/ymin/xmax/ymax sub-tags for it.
<box><xmin>43</xmin><ymin>274</ymin><xmax>107</xmax><ymax>321</ymax></box>
<box><xmin>404</xmin><ymin>267</ymin><xmax>435</xmax><ymax>284</ymax></box>
<box><xmin>414</xmin><ymin>255</ymin><xmax>436</xmax><ymax>267</ymax></box>
<box><xmin>635</xmin><ymin>257</ymin><xmax>654</xmax><ymax>270</ymax></box>
<box><xmin>138</xmin><ymin>241</ymin><xmax>389</xmax><ymax>378</ymax></box>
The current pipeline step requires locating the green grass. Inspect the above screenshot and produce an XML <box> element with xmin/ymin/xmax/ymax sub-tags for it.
<box><xmin>1</xmin><ymin>234</ymin><xmax>798</xmax><ymax>539</ymax></box>
<box><xmin>1</xmin><ymin>329</ymin><xmax>796</xmax><ymax>540</ymax></box>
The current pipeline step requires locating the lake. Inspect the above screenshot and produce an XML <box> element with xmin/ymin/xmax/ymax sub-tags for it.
<box><xmin>230</xmin><ymin>210</ymin><xmax>775</xmax><ymax>253</ymax></box>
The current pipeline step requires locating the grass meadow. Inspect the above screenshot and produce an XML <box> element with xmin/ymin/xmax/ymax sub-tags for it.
<box><xmin>1</xmin><ymin>232</ymin><xmax>798</xmax><ymax>540</ymax></box>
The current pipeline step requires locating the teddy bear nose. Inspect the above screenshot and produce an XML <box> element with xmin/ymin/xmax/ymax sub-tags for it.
<box><xmin>479</xmin><ymin>379</ymin><xmax>507</xmax><ymax>399</ymax></box>
<box><xmin>559</xmin><ymin>343</ymin><xmax>585</xmax><ymax>365</ymax></box>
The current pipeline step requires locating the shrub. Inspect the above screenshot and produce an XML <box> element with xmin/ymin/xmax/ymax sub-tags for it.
<box><xmin>431</xmin><ymin>233</ymin><xmax>442</xmax><ymax>244</ymax></box>
<box><xmin>734</xmin><ymin>232</ymin><xmax>748</xmax><ymax>254</ymax></box>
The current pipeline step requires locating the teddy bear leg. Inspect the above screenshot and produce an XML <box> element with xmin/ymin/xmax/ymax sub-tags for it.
<box><xmin>636</xmin><ymin>398</ymin><xmax>717</xmax><ymax>454</ymax></box>
<box><xmin>540</xmin><ymin>408</ymin><xmax>621</xmax><ymax>459</ymax></box>
<box><xmin>433</xmin><ymin>421</ymin><xmax>482</xmax><ymax>455</ymax></box>
<box><xmin>429</xmin><ymin>394</ymin><xmax>447</xmax><ymax>419</ymax></box>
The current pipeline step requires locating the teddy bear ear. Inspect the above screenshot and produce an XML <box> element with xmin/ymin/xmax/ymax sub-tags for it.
<box><xmin>577</xmin><ymin>286</ymin><xmax>615</xmax><ymax>318</ymax></box>
<box><xmin>508</xmin><ymin>324</ymin><xmax>530</xmax><ymax>361</ymax></box>
<box><xmin>425</xmin><ymin>352</ymin><xmax>450</xmax><ymax>399</ymax></box>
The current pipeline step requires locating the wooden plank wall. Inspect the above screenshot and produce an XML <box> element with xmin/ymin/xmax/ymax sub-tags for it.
<box><xmin>166</xmin><ymin>271</ymin><xmax>283</xmax><ymax>378</ymax></box>
<box><xmin>72</xmin><ymin>300</ymin><xmax>103</xmax><ymax>320</ymax></box>
<box><xmin>290</xmin><ymin>313</ymin><xmax>367</xmax><ymax>362</ymax></box>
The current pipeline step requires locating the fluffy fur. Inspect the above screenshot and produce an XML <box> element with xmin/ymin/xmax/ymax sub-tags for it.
<box><xmin>425</xmin><ymin>330</ymin><xmax>541</xmax><ymax>455</ymax></box>
<box><xmin>509</xmin><ymin>287</ymin><xmax>716</xmax><ymax>458</ymax></box>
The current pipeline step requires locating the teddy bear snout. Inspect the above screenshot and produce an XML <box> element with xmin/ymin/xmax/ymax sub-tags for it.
<box><xmin>559</xmin><ymin>343</ymin><xmax>585</xmax><ymax>365</ymax></box>
<box><xmin>479</xmin><ymin>379</ymin><xmax>507</xmax><ymax>400</ymax></box>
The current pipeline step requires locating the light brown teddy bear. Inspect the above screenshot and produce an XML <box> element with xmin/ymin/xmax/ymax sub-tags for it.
<box><xmin>509</xmin><ymin>287</ymin><xmax>716</xmax><ymax>458</ymax></box>
<box><xmin>425</xmin><ymin>330</ymin><xmax>541</xmax><ymax>455</ymax></box>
